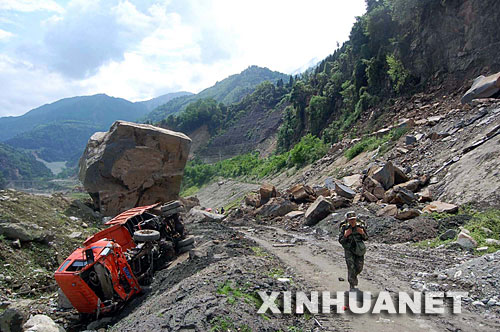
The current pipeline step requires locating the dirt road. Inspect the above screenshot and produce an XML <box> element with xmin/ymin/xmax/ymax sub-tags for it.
<box><xmin>237</xmin><ymin>225</ymin><xmax>499</xmax><ymax>332</ymax></box>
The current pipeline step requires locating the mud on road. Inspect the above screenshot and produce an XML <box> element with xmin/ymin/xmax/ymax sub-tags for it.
<box><xmin>235</xmin><ymin>221</ymin><xmax>500</xmax><ymax>332</ymax></box>
<box><xmin>107</xmin><ymin>215</ymin><xmax>500</xmax><ymax>332</ymax></box>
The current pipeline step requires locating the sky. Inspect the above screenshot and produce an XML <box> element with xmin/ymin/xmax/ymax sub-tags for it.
<box><xmin>0</xmin><ymin>0</ymin><xmax>366</xmax><ymax>117</ymax></box>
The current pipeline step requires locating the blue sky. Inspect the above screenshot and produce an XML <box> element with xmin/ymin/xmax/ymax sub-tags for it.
<box><xmin>0</xmin><ymin>0</ymin><xmax>365</xmax><ymax>117</ymax></box>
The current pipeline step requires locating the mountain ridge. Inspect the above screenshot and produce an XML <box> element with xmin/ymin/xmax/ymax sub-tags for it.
<box><xmin>143</xmin><ymin>65</ymin><xmax>290</xmax><ymax>122</ymax></box>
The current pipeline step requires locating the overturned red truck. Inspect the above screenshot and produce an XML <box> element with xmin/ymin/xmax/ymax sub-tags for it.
<box><xmin>54</xmin><ymin>201</ymin><xmax>194</xmax><ymax>315</ymax></box>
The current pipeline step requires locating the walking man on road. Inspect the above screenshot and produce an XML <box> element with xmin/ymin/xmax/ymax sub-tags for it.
<box><xmin>339</xmin><ymin>211</ymin><xmax>368</xmax><ymax>291</ymax></box>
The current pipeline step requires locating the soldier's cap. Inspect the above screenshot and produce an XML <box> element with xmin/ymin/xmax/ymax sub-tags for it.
<box><xmin>345</xmin><ymin>211</ymin><xmax>356</xmax><ymax>219</ymax></box>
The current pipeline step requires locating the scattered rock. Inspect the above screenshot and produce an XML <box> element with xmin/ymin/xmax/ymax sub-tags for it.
<box><xmin>256</xmin><ymin>198</ymin><xmax>297</xmax><ymax>218</ymax></box>
<box><xmin>68</xmin><ymin>232</ymin><xmax>82</xmax><ymax>239</ymax></box>
<box><xmin>393</xmin><ymin>165</ymin><xmax>410</xmax><ymax>184</ymax></box>
<box><xmin>362</xmin><ymin>190</ymin><xmax>378</xmax><ymax>203</ymax></box>
<box><xmin>289</xmin><ymin>184</ymin><xmax>315</xmax><ymax>203</ymax></box>
<box><xmin>285</xmin><ymin>211</ymin><xmax>305</xmax><ymax>219</ymax></box>
<box><xmin>439</xmin><ymin>229</ymin><xmax>457</xmax><ymax>241</ymax></box>
<box><xmin>334</xmin><ymin>183</ymin><xmax>356</xmax><ymax>199</ymax></box>
<box><xmin>384</xmin><ymin>187</ymin><xmax>416</xmax><ymax>206</ymax></box>
<box><xmin>485</xmin><ymin>238</ymin><xmax>500</xmax><ymax>246</ymax></box>
<box><xmin>456</xmin><ymin>232</ymin><xmax>478</xmax><ymax>249</ymax></box>
<box><xmin>394</xmin><ymin>179</ymin><xmax>420</xmax><ymax>193</ymax></box>
<box><xmin>11</xmin><ymin>239</ymin><xmax>21</xmax><ymax>249</ymax></box>
<box><xmin>363</xmin><ymin>176</ymin><xmax>385</xmax><ymax>200</ymax></box>
<box><xmin>461</xmin><ymin>72</ymin><xmax>500</xmax><ymax>104</ymax></box>
<box><xmin>186</xmin><ymin>209</ymin><xmax>226</xmax><ymax>223</ymax></box>
<box><xmin>481</xmin><ymin>227</ymin><xmax>493</xmax><ymax>236</ymax></box>
<box><xmin>422</xmin><ymin>201</ymin><xmax>459</xmax><ymax>214</ymax></box>
<box><xmin>180</xmin><ymin>196</ymin><xmax>200</xmax><ymax>212</ymax></box>
<box><xmin>417</xmin><ymin>188</ymin><xmax>433</xmax><ymax>202</ymax></box>
<box><xmin>330</xmin><ymin>196</ymin><xmax>351</xmax><ymax>209</ymax></box>
<box><xmin>24</xmin><ymin>314</ymin><xmax>65</xmax><ymax>332</ymax></box>
<box><xmin>395</xmin><ymin>209</ymin><xmax>420</xmax><ymax>220</ymax></box>
<box><xmin>376</xmin><ymin>204</ymin><xmax>398</xmax><ymax>217</ymax></box>
<box><xmin>78</xmin><ymin>121</ymin><xmax>192</xmax><ymax>216</ymax></box>
<box><xmin>341</xmin><ymin>174</ymin><xmax>362</xmax><ymax>189</ymax></box>
<box><xmin>87</xmin><ymin>317</ymin><xmax>113</xmax><ymax>331</ymax></box>
<box><xmin>0</xmin><ymin>220</ymin><xmax>49</xmax><ymax>243</ymax></box>
<box><xmin>304</xmin><ymin>196</ymin><xmax>332</xmax><ymax>226</ymax></box>
<box><xmin>57</xmin><ymin>289</ymin><xmax>73</xmax><ymax>310</ymax></box>
<box><xmin>405</xmin><ymin>135</ymin><xmax>417</xmax><ymax>145</ymax></box>
<box><xmin>368</xmin><ymin>162</ymin><xmax>395</xmax><ymax>190</ymax></box>
<box><xmin>259</xmin><ymin>183</ymin><xmax>277</xmax><ymax>205</ymax></box>
<box><xmin>244</xmin><ymin>193</ymin><xmax>261</xmax><ymax>208</ymax></box>
<box><xmin>312</xmin><ymin>186</ymin><xmax>330</xmax><ymax>197</ymax></box>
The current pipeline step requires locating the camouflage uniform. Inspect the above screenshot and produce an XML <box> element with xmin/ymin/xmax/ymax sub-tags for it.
<box><xmin>339</xmin><ymin>220</ymin><xmax>368</xmax><ymax>289</ymax></box>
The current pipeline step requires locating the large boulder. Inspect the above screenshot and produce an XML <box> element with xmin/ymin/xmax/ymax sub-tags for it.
<box><xmin>461</xmin><ymin>72</ymin><xmax>500</xmax><ymax>104</ymax></box>
<box><xmin>23</xmin><ymin>315</ymin><xmax>65</xmax><ymax>332</ymax></box>
<box><xmin>0</xmin><ymin>220</ymin><xmax>49</xmax><ymax>243</ymax></box>
<box><xmin>334</xmin><ymin>183</ymin><xmax>356</xmax><ymax>199</ymax></box>
<box><xmin>304</xmin><ymin>196</ymin><xmax>332</xmax><ymax>226</ymax></box>
<box><xmin>186</xmin><ymin>208</ymin><xmax>226</xmax><ymax>223</ymax></box>
<box><xmin>289</xmin><ymin>184</ymin><xmax>315</xmax><ymax>203</ymax></box>
<box><xmin>368</xmin><ymin>162</ymin><xmax>395</xmax><ymax>190</ymax></box>
<box><xmin>79</xmin><ymin>121</ymin><xmax>191</xmax><ymax>216</ymax></box>
<box><xmin>256</xmin><ymin>198</ymin><xmax>297</xmax><ymax>218</ymax></box>
<box><xmin>259</xmin><ymin>183</ymin><xmax>277</xmax><ymax>205</ymax></box>
<box><xmin>244</xmin><ymin>193</ymin><xmax>261</xmax><ymax>208</ymax></box>
<box><xmin>363</xmin><ymin>176</ymin><xmax>385</xmax><ymax>200</ymax></box>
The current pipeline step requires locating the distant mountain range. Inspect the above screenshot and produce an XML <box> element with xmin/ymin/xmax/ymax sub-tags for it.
<box><xmin>0</xmin><ymin>66</ymin><xmax>288</xmax><ymax>181</ymax></box>
<box><xmin>143</xmin><ymin>66</ymin><xmax>290</xmax><ymax>122</ymax></box>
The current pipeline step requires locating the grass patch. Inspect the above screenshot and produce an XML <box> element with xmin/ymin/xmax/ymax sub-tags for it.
<box><xmin>267</xmin><ymin>268</ymin><xmax>285</xmax><ymax>278</ymax></box>
<box><xmin>250</xmin><ymin>246</ymin><xmax>269</xmax><ymax>258</ymax></box>
<box><xmin>417</xmin><ymin>208</ymin><xmax>500</xmax><ymax>254</ymax></box>
<box><xmin>224</xmin><ymin>195</ymin><xmax>244</xmax><ymax>212</ymax></box>
<box><xmin>345</xmin><ymin>127</ymin><xmax>409</xmax><ymax>160</ymax></box>
<box><xmin>216</xmin><ymin>280</ymin><xmax>263</xmax><ymax>308</ymax></box>
<box><xmin>180</xmin><ymin>185</ymin><xmax>199</xmax><ymax>197</ymax></box>
<box><xmin>345</xmin><ymin>137</ymin><xmax>384</xmax><ymax>160</ymax></box>
<box><xmin>210</xmin><ymin>316</ymin><xmax>251</xmax><ymax>332</ymax></box>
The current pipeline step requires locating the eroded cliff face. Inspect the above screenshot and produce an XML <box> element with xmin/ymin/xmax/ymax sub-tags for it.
<box><xmin>403</xmin><ymin>0</ymin><xmax>500</xmax><ymax>86</ymax></box>
<box><xmin>79</xmin><ymin>121</ymin><xmax>191</xmax><ymax>216</ymax></box>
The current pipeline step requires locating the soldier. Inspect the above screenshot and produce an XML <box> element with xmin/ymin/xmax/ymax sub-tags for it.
<box><xmin>338</xmin><ymin>211</ymin><xmax>368</xmax><ymax>290</ymax></box>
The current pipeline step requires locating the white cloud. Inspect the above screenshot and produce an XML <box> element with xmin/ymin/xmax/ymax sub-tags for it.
<box><xmin>0</xmin><ymin>0</ymin><xmax>64</xmax><ymax>13</ymax></box>
<box><xmin>0</xmin><ymin>0</ymin><xmax>367</xmax><ymax>116</ymax></box>
<box><xmin>0</xmin><ymin>29</ymin><xmax>14</xmax><ymax>41</ymax></box>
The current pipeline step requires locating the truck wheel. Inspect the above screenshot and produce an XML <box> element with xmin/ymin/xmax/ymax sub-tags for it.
<box><xmin>177</xmin><ymin>236</ymin><xmax>195</xmax><ymax>248</ymax></box>
<box><xmin>134</xmin><ymin>230</ymin><xmax>160</xmax><ymax>242</ymax></box>
<box><xmin>177</xmin><ymin>243</ymin><xmax>195</xmax><ymax>254</ymax></box>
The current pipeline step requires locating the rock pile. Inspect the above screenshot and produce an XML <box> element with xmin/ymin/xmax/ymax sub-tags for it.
<box><xmin>79</xmin><ymin>121</ymin><xmax>191</xmax><ymax>216</ymax></box>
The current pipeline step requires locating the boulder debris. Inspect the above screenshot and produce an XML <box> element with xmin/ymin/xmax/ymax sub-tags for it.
<box><xmin>256</xmin><ymin>198</ymin><xmax>297</xmax><ymax>218</ymax></box>
<box><xmin>304</xmin><ymin>196</ymin><xmax>332</xmax><ymax>226</ymax></box>
<box><xmin>461</xmin><ymin>72</ymin><xmax>500</xmax><ymax>104</ymax></box>
<box><xmin>334</xmin><ymin>183</ymin><xmax>356</xmax><ymax>199</ymax></box>
<box><xmin>259</xmin><ymin>183</ymin><xmax>277</xmax><ymax>205</ymax></box>
<box><xmin>422</xmin><ymin>201</ymin><xmax>459</xmax><ymax>214</ymax></box>
<box><xmin>23</xmin><ymin>314</ymin><xmax>65</xmax><ymax>332</ymax></box>
<box><xmin>79</xmin><ymin>121</ymin><xmax>191</xmax><ymax>216</ymax></box>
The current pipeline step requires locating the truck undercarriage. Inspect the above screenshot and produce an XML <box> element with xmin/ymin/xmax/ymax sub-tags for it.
<box><xmin>54</xmin><ymin>201</ymin><xmax>193</xmax><ymax>316</ymax></box>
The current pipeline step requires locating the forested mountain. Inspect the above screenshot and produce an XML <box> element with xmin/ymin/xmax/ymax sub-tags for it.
<box><xmin>143</xmin><ymin>65</ymin><xmax>290</xmax><ymax>122</ymax></box>
<box><xmin>161</xmin><ymin>0</ymin><xmax>500</xmax><ymax>170</ymax></box>
<box><xmin>0</xmin><ymin>143</ymin><xmax>52</xmax><ymax>187</ymax></box>
<box><xmin>137</xmin><ymin>91</ymin><xmax>194</xmax><ymax>111</ymax></box>
<box><xmin>0</xmin><ymin>94</ymin><xmax>149</xmax><ymax>142</ymax></box>
<box><xmin>0</xmin><ymin>94</ymin><xmax>153</xmax><ymax>167</ymax></box>
<box><xmin>5</xmin><ymin>121</ymin><xmax>102</xmax><ymax>165</ymax></box>
<box><xmin>273</xmin><ymin>0</ymin><xmax>500</xmax><ymax>151</ymax></box>
<box><xmin>159</xmin><ymin>80</ymin><xmax>291</xmax><ymax>162</ymax></box>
